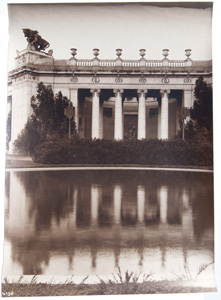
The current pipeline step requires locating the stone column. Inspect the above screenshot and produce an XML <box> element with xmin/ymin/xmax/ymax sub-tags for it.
<box><xmin>157</xmin><ymin>101</ymin><xmax>161</xmax><ymax>139</ymax></box>
<box><xmin>137</xmin><ymin>89</ymin><xmax>147</xmax><ymax>139</ymax></box>
<box><xmin>114</xmin><ymin>89</ymin><xmax>124</xmax><ymax>140</ymax></box>
<box><xmin>160</xmin><ymin>89</ymin><xmax>170</xmax><ymax>139</ymax></box>
<box><xmin>99</xmin><ymin>100</ymin><xmax>103</xmax><ymax>139</ymax></box>
<box><xmin>9</xmin><ymin>77</ymin><xmax>37</xmax><ymax>153</ymax></box>
<box><xmin>90</xmin><ymin>89</ymin><xmax>101</xmax><ymax>139</ymax></box>
<box><xmin>70</xmin><ymin>89</ymin><xmax>79</xmax><ymax>132</ymax></box>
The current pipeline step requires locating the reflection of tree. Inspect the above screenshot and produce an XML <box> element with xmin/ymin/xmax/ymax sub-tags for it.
<box><xmin>167</xmin><ymin>188</ymin><xmax>182</xmax><ymax>225</ymax></box>
<box><xmin>11</xmin><ymin>239</ymin><xmax>50</xmax><ymax>275</ymax></box>
<box><xmin>4</xmin><ymin>173</ymin><xmax>10</xmax><ymax>218</ymax></box>
<box><xmin>15</xmin><ymin>172</ymin><xmax>75</xmax><ymax>231</ymax></box>
<box><xmin>191</xmin><ymin>173</ymin><xmax>214</xmax><ymax>243</ymax></box>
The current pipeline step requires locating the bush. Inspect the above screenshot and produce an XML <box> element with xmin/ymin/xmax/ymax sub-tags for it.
<box><xmin>33</xmin><ymin>138</ymin><xmax>213</xmax><ymax>166</ymax></box>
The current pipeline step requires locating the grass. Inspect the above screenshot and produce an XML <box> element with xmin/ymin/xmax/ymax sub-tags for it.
<box><xmin>170</xmin><ymin>261</ymin><xmax>214</xmax><ymax>281</ymax></box>
<box><xmin>2</xmin><ymin>264</ymin><xmax>216</xmax><ymax>297</ymax></box>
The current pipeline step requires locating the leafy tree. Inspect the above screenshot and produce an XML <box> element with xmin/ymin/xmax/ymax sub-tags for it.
<box><xmin>14</xmin><ymin>82</ymin><xmax>76</xmax><ymax>155</ymax></box>
<box><xmin>191</xmin><ymin>76</ymin><xmax>213</xmax><ymax>132</ymax></box>
<box><xmin>185</xmin><ymin>76</ymin><xmax>213</xmax><ymax>143</ymax></box>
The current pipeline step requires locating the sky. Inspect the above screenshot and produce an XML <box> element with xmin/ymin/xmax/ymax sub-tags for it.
<box><xmin>7</xmin><ymin>3</ymin><xmax>212</xmax><ymax>70</ymax></box>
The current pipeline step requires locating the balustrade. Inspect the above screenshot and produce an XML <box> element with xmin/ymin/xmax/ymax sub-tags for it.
<box><xmin>14</xmin><ymin>47</ymin><xmax>213</xmax><ymax>73</ymax></box>
<box><xmin>72</xmin><ymin>59</ymin><xmax>191</xmax><ymax>70</ymax></box>
<box><xmin>67</xmin><ymin>48</ymin><xmax>194</xmax><ymax>71</ymax></box>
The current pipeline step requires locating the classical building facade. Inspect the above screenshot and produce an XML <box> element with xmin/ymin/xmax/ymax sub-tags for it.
<box><xmin>7</xmin><ymin>46</ymin><xmax>212</xmax><ymax>151</ymax></box>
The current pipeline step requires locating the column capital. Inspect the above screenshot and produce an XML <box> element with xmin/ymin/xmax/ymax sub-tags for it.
<box><xmin>113</xmin><ymin>89</ymin><xmax>123</xmax><ymax>97</ymax></box>
<box><xmin>137</xmin><ymin>89</ymin><xmax>148</xmax><ymax>97</ymax></box>
<box><xmin>90</xmin><ymin>88</ymin><xmax>100</xmax><ymax>96</ymax></box>
<box><xmin>160</xmin><ymin>89</ymin><xmax>170</xmax><ymax>96</ymax></box>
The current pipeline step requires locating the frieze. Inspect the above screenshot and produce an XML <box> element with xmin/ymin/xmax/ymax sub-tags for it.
<box><xmin>184</xmin><ymin>76</ymin><xmax>192</xmax><ymax>83</ymax></box>
<box><xmin>70</xmin><ymin>76</ymin><xmax>78</xmax><ymax>83</ymax></box>
<box><xmin>32</xmin><ymin>76</ymin><xmax>39</xmax><ymax>81</ymax></box>
<box><xmin>139</xmin><ymin>77</ymin><xmax>147</xmax><ymax>84</ymax></box>
<box><xmin>92</xmin><ymin>76</ymin><xmax>100</xmax><ymax>83</ymax></box>
<box><xmin>12</xmin><ymin>74</ymin><xmax>39</xmax><ymax>83</ymax></box>
<box><xmin>115</xmin><ymin>76</ymin><xmax>123</xmax><ymax>83</ymax></box>
<box><xmin>17</xmin><ymin>55</ymin><xmax>26</xmax><ymax>65</ymax></box>
<box><xmin>161</xmin><ymin>75</ymin><xmax>170</xmax><ymax>84</ymax></box>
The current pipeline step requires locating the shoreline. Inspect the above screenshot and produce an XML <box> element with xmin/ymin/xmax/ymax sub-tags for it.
<box><xmin>5</xmin><ymin>155</ymin><xmax>213</xmax><ymax>172</ymax></box>
<box><xmin>5</xmin><ymin>166</ymin><xmax>213</xmax><ymax>173</ymax></box>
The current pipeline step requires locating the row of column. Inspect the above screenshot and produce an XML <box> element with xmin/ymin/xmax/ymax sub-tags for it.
<box><xmin>90</xmin><ymin>88</ymin><xmax>171</xmax><ymax>140</ymax></box>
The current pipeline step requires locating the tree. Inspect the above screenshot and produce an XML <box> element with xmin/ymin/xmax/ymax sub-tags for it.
<box><xmin>14</xmin><ymin>82</ymin><xmax>76</xmax><ymax>154</ymax></box>
<box><xmin>185</xmin><ymin>76</ymin><xmax>213</xmax><ymax>143</ymax></box>
<box><xmin>191</xmin><ymin>76</ymin><xmax>213</xmax><ymax>132</ymax></box>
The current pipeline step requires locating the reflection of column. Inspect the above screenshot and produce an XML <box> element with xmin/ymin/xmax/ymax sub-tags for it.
<box><xmin>70</xmin><ymin>89</ymin><xmax>79</xmax><ymax>132</ymax></box>
<box><xmin>90</xmin><ymin>89</ymin><xmax>101</xmax><ymax>139</ymax></box>
<box><xmin>159</xmin><ymin>186</ymin><xmax>168</xmax><ymax>224</ymax></box>
<box><xmin>113</xmin><ymin>185</ymin><xmax>122</xmax><ymax>225</ymax></box>
<box><xmin>72</xmin><ymin>187</ymin><xmax>78</xmax><ymax>229</ymax></box>
<box><xmin>7</xmin><ymin>172</ymin><xmax>35</xmax><ymax>237</ymax></box>
<box><xmin>137</xmin><ymin>89</ymin><xmax>147</xmax><ymax>139</ymax></box>
<box><xmin>137</xmin><ymin>185</ymin><xmax>145</xmax><ymax>223</ymax></box>
<box><xmin>114</xmin><ymin>89</ymin><xmax>124</xmax><ymax>140</ymax></box>
<box><xmin>160</xmin><ymin>243</ymin><xmax>167</xmax><ymax>268</ymax></box>
<box><xmin>90</xmin><ymin>245</ymin><xmax>98</xmax><ymax>269</ymax></box>
<box><xmin>160</xmin><ymin>89</ymin><xmax>170</xmax><ymax>139</ymax></box>
<box><xmin>91</xmin><ymin>185</ymin><xmax>101</xmax><ymax>226</ymax></box>
<box><xmin>114</xmin><ymin>246</ymin><xmax>121</xmax><ymax>268</ymax></box>
<box><xmin>182</xmin><ymin>190</ymin><xmax>193</xmax><ymax>237</ymax></box>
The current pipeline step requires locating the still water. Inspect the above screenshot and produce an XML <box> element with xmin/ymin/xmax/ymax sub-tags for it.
<box><xmin>3</xmin><ymin>169</ymin><xmax>215</xmax><ymax>284</ymax></box>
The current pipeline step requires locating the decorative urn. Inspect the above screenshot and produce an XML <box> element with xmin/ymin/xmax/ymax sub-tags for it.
<box><xmin>139</xmin><ymin>49</ymin><xmax>146</xmax><ymax>58</ymax></box>
<box><xmin>93</xmin><ymin>48</ymin><xmax>100</xmax><ymax>57</ymax></box>
<box><xmin>116</xmin><ymin>48</ymin><xmax>122</xmax><ymax>58</ymax></box>
<box><xmin>162</xmin><ymin>49</ymin><xmax>169</xmax><ymax>58</ymax></box>
<box><xmin>185</xmin><ymin>49</ymin><xmax>192</xmax><ymax>59</ymax></box>
<box><xmin>70</xmin><ymin>48</ymin><xmax>77</xmax><ymax>57</ymax></box>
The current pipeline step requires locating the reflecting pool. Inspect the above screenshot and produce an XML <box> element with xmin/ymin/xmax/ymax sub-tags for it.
<box><xmin>3</xmin><ymin>170</ymin><xmax>215</xmax><ymax>284</ymax></box>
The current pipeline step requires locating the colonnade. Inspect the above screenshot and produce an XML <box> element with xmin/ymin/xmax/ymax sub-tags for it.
<box><xmin>88</xmin><ymin>88</ymin><xmax>171</xmax><ymax>140</ymax></box>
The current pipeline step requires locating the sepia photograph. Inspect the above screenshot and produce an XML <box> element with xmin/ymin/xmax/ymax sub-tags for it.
<box><xmin>0</xmin><ymin>1</ymin><xmax>220</xmax><ymax>298</ymax></box>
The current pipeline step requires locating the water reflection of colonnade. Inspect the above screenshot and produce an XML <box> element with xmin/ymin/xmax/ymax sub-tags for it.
<box><xmin>5</xmin><ymin>171</ymin><xmax>196</xmax><ymax>238</ymax></box>
<box><xmin>89</xmin><ymin>184</ymin><xmax>193</xmax><ymax>231</ymax></box>
<box><xmin>4</xmin><ymin>171</ymin><xmax>214</xmax><ymax>276</ymax></box>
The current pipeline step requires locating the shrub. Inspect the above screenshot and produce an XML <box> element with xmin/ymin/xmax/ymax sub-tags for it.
<box><xmin>33</xmin><ymin>138</ymin><xmax>213</xmax><ymax>166</ymax></box>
